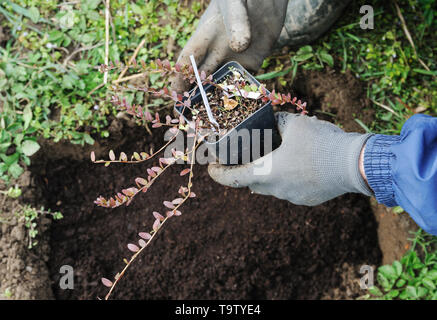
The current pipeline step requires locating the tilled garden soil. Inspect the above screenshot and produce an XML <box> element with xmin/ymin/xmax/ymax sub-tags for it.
<box><xmin>21</xmin><ymin>68</ymin><xmax>382</xmax><ymax>300</ymax></box>
<box><xmin>37</xmin><ymin>117</ymin><xmax>380</xmax><ymax>300</ymax></box>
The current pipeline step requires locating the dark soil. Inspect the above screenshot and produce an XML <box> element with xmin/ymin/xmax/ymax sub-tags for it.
<box><xmin>0</xmin><ymin>172</ymin><xmax>54</xmax><ymax>300</ymax></box>
<box><xmin>37</xmin><ymin>129</ymin><xmax>380</xmax><ymax>300</ymax></box>
<box><xmin>194</xmin><ymin>72</ymin><xmax>264</xmax><ymax>131</ymax></box>
<box><xmin>23</xmin><ymin>68</ymin><xmax>382</xmax><ymax>300</ymax></box>
<box><xmin>291</xmin><ymin>68</ymin><xmax>375</xmax><ymax>133</ymax></box>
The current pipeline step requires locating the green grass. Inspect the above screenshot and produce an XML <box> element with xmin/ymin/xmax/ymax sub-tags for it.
<box><xmin>362</xmin><ymin>229</ymin><xmax>437</xmax><ymax>300</ymax></box>
<box><xmin>260</xmin><ymin>0</ymin><xmax>436</xmax><ymax>135</ymax></box>
<box><xmin>0</xmin><ymin>0</ymin><xmax>201</xmax><ymax>182</ymax></box>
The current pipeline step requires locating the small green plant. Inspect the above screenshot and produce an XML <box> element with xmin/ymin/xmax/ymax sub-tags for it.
<box><xmin>363</xmin><ymin>229</ymin><xmax>437</xmax><ymax>300</ymax></box>
<box><xmin>3</xmin><ymin>288</ymin><xmax>13</xmax><ymax>299</ymax></box>
<box><xmin>0</xmin><ymin>185</ymin><xmax>22</xmax><ymax>198</ymax></box>
<box><xmin>16</xmin><ymin>205</ymin><xmax>63</xmax><ymax>249</ymax></box>
<box><xmin>257</xmin><ymin>45</ymin><xmax>334</xmax><ymax>85</ymax></box>
<box><xmin>259</xmin><ymin>0</ymin><xmax>436</xmax><ymax>135</ymax></box>
<box><xmin>0</xmin><ymin>0</ymin><xmax>202</xmax><ymax>182</ymax></box>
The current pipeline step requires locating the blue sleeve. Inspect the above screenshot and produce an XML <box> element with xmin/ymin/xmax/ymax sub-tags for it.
<box><xmin>364</xmin><ymin>114</ymin><xmax>437</xmax><ymax>235</ymax></box>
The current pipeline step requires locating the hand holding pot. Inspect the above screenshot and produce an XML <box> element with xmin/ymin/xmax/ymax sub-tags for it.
<box><xmin>170</xmin><ymin>0</ymin><xmax>288</xmax><ymax>93</ymax></box>
<box><xmin>208</xmin><ymin>112</ymin><xmax>374</xmax><ymax>206</ymax></box>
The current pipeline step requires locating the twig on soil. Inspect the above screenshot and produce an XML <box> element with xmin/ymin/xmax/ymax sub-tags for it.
<box><xmin>392</xmin><ymin>0</ymin><xmax>431</xmax><ymax>72</ymax></box>
<box><xmin>112</xmin><ymin>72</ymin><xmax>148</xmax><ymax>84</ymax></box>
<box><xmin>370</xmin><ymin>98</ymin><xmax>405</xmax><ymax>119</ymax></box>
<box><xmin>117</xmin><ymin>39</ymin><xmax>147</xmax><ymax>81</ymax></box>
<box><xmin>102</xmin><ymin>128</ymin><xmax>200</xmax><ymax>300</ymax></box>
<box><xmin>62</xmin><ymin>43</ymin><xmax>104</xmax><ymax>67</ymax></box>
<box><xmin>87</xmin><ymin>83</ymin><xmax>105</xmax><ymax>97</ymax></box>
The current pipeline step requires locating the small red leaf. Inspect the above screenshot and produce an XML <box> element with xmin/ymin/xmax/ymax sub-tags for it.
<box><xmin>127</xmin><ymin>243</ymin><xmax>139</xmax><ymax>252</ymax></box>
<box><xmin>120</xmin><ymin>152</ymin><xmax>128</xmax><ymax>161</ymax></box>
<box><xmin>163</xmin><ymin>201</ymin><xmax>175</xmax><ymax>209</ymax></box>
<box><xmin>135</xmin><ymin>177</ymin><xmax>148</xmax><ymax>186</ymax></box>
<box><xmin>109</xmin><ymin>150</ymin><xmax>115</xmax><ymax>161</ymax></box>
<box><xmin>153</xmin><ymin>219</ymin><xmax>160</xmax><ymax>232</ymax></box>
<box><xmin>147</xmin><ymin>168</ymin><xmax>156</xmax><ymax>177</ymax></box>
<box><xmin>172</xmin><ymin>198</ymin><xmax>183</xmax><ymax>205</ymax></box>
<box><xmin>189</xmin><ymin>192</ymin><xmax>196</xmax><ymax>198</ymax></box>
<box><xmin>174</xmin><ymin>210</ymin><xmax>182</xmax><ymax>216</ymax></box>
<box><xmin>90</xmin><ymin>151</ymin><xmax>96</xmax><ymax>162</ymax></box>
<box><xmin>101</xmin><ymin>277</ymin><xmax>113</xmax><ymax>287</ymax></box>
<box><xmin>180</xmin><ymin>168</ymin><xmax>191</xmax><ymax>176</ymax></box>
<box><xmin>145</xmin><ymin>111</ymin><xmax>153</xmax><ymax>121</ymax></box>
<box><xmin>153</xmin><ymin>211</ymin><xmax>165</xmax><ymax>221</ymax></box>
<box><xmin>139</xmin><ymin>232</ymin><xmax>151</xmax><ymax>240</ymax></box>
<box><xmin>138</xmin><ymin>239</ymin><xmax>146</xmax><ymax>248</ymax></box>
<box><xmin>166</xmin><ymin>211</ymin><xmax>174</xmax><ymax>218</ymax></box>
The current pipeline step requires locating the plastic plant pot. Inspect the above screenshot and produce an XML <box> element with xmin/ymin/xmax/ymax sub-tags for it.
<box><xmin>174</xmin><ymin>61</ymin><xmax>281</xmax><ymax>165</ymax></box>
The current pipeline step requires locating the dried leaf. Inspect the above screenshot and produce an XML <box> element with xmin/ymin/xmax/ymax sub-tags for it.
<box><xmin>101</xmin><ymin>277</ymin><xmax>113</xmax><ymax>287</ymax></box>
<box><xmin>223</xmin><ymin>96</ymin><xmax>238</xmax><ymax>110</ymax></box>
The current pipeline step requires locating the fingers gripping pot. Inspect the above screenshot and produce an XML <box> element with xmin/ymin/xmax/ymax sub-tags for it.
<box><xmin>174</xmin><ymin>61</ymin><xmax>281</xmax><ymax>165</ymax></box>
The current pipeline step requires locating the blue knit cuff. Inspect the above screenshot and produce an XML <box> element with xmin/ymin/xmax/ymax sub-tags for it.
<box><xmin>364</xmin><ymin>134</ymin><xmax>401</xmax><ymax>207</ymax></box>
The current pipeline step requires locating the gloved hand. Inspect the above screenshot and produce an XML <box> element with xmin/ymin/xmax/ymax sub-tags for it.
<box><xmin>208</xmin><ymin>112</ymin><xmax>374</xmax><ymax>206</ymax></box>
<box><xmin>170</xmin><ymin>0</ymin><xmax>288</xmax><ymax>93</ymax></box>
<box><xmin>171</xmin><ymin>0</ymin><xmax>351</xmax><ymax>93</ymax></box>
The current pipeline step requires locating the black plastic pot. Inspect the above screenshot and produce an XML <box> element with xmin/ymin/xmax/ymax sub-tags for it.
<box><xmin>174</xmin><ymin>61</ymin><xmax>281</xmax><ymax>165</ymax></box>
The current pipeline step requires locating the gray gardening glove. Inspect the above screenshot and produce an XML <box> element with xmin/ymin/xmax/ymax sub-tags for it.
<box><xmin>208</xmin><ymin>112</ymin><xmax>374</xmax><ymax>206</ymax></box>
<box><xmin>276</xmin><ymin>0</ymin><xmax>351</xmax><ymax>47</ymax></box>
<box><xmin>171</xmin><ymin>0</ymin><xmax>288</xmax><ymax>93</ymax></box>
<box><xmin>171</xmin><ymin>0</ymin><xmax>351</xmax><ymax>93</ymax></box>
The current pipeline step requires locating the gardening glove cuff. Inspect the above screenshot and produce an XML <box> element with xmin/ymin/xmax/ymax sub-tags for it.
<box><xmin>314</xmin><ymin>130</ymin><xmax>374</xmax><ymax>198</ymax></box>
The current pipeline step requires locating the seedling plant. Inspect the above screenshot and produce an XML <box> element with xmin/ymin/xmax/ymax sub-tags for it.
<box><xmin>92</xmin><ymin>58</ymin><xmax>307</xmax><ymax>299</ymax></box>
